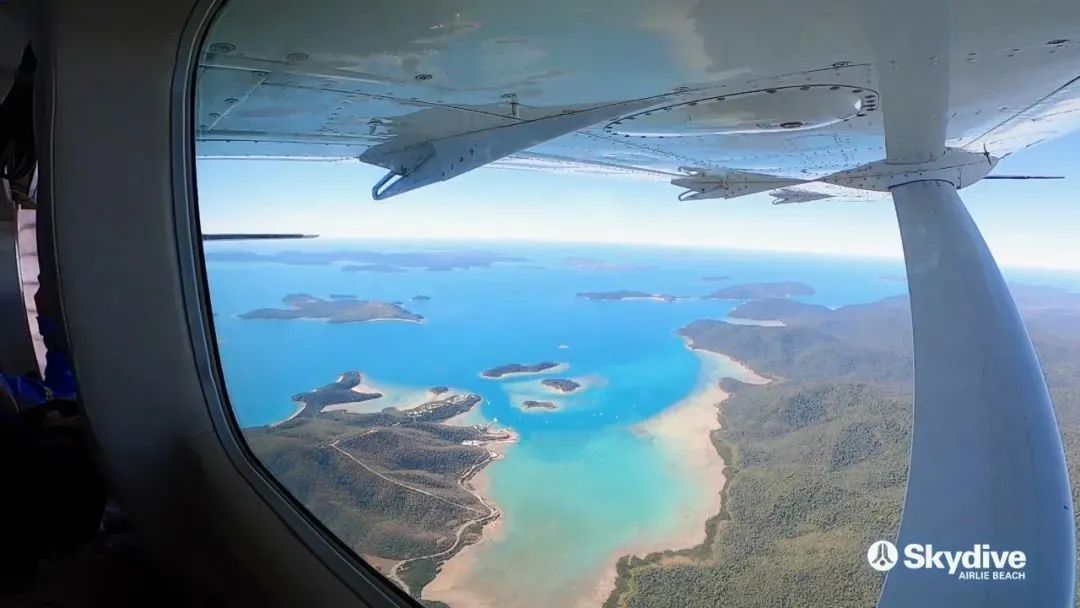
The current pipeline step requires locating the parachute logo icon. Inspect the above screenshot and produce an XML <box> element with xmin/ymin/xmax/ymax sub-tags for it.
<box><xmin>868</xmin><ymin>540</ymin><xmax>899</xmax><ymax>572</ymax></box>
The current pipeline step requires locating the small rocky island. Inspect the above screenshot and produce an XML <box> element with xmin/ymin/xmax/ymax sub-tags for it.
<box><xmin>701</xmin><ymin>275</ymin><xmax>731</xmax><ymax>282</ymax></box>
<box><xmin>241</xmin><ymin>293</ymin><xmax>423</xmax><ymax>324</ymax></box>
<box><xmin>541</xmin><ymin>378</ymin><xmax>582</xmax><ymax>393</ymax></box>
<box><xmin>481</xmin><ymin>361</ymin><xmax>562</xmax><ymax>379</ymax></box>
<box><xmin>706</xmin><ymin>281</ymin><xmax>815</xmax><ymax>299</ymax></box>
<box><xmin>577</xmin><ymin>290</ymin><xmax>681</xmax><ymax>302</ymax></box>
<box><xmin>522</xmin><ymin>400</ymin><xmax>558</xmax><ymax>410</ymax></box>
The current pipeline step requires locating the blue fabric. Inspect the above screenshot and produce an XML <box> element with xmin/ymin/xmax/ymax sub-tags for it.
<box><xmin>42</xmin><ymin>350</ymin><xmax>77</xmax><ymax>400</ymax></box>
<box><xmin>0</xmin><ymin>374</ymin><xmax>50</xmax><ymax>406</ymax></box>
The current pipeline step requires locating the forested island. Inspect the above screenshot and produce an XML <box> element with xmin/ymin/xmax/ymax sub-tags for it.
<box><xmin>705</xmin><ymin>280</ymin><xmax>815</xmax><ymax>299</ymax></box>
<box><xmin>726</xmin><ymin>297</ymin><xmax>832</xmax><ymax>323</ymax></box>
<box><xmin>606</xmin><ymin>283</ymin><xmax>1080</xmax><ymax>608</ymax></box>
<box><xmin>240</xmin><ymin>294</ymin><xmax>423</xmax><ymax>324</ymax></box>
<box><xmin>245</xmin><ymin>373</ymin><xmax>513</xmax><ymax>598</ymax></box>
<box><xmin>541</xmin><ymin>378</ymin><xmax>582</xmax><ymax>393</ymax></box>
<box><xmin>288</xmin><ymin>371</ymin><xmax>381</xmax><ymax>418</ymax></box>
<box><xmin>522</xmin><ymin>400</ymin><xmax>558</xmax><ymax>410</ymax></box>
<box><xmin>481</xmin><ymin>361</ymin><xmax>562</xmax><ymax>379</ymax></box>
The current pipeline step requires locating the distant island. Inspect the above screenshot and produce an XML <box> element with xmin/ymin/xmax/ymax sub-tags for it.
<box><xmin>701</xmin><ymin>275</ymin><xmax>731</xmax><ymax>282</ymax></box>
<box><xmin>341</xmin><ymin>263</ymin><xmax>408</xmax><ymax>273</ymax></box>
<box><xmin>577</xmin><ymin>290</ymin><xmax>681</xmax><ymax>302</ymax></box>
<box><xmin>706</xmin><ymin>281</ymin><xmax>815</xmax><ymax>299</ymax></box>
<box><xmin>205</xmin><ymin>248</ymin><xmax>527</xmax><ymax>272</ymax></box>
<box><xmin>240</xmin><ymin>294</ymin><xmax>423</xmax><ymax>324</ymax></box>
<box><xmin>246</xmin><ymin>371</ymin><xmax>515</xmax><ymax>597</ymax></box>
<box><xmin>541</xmin><ymin>378</ymin><xmax>582</xmax><ymax>393</ymax></box>
<box><xmin>563</xmin><ymin>257</ymin><xmax>657</xmax><ymax>271</ymax></box>
<box><xmin>522</xmin><ymin>400</ymin><xmax>558</xmax><ymax>410</ymax></box>
<box><xmin>412</xmin><ymin>295</ymin><xmax>432</xmax><ymax>301</ymax></box>
<box><xmin>481</xmin><ymin>361</ymin><xmax>562</xmax><ymax>379</ymax></box>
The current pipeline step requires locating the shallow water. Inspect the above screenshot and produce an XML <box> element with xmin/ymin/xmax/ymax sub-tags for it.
<box><xmin>204</xmin><ymin>239</ymin><xmax>1073</xmax><ymax>606</ymax></box>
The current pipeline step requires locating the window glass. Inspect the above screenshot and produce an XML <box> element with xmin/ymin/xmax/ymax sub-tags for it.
<box><xmin>193</xmin><ymin>3</ymin><xmax>1080</xmax><ymax>606</ymax></box>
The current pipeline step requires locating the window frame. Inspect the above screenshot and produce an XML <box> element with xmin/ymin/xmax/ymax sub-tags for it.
<box><xmin>169</xmin><ymin>2</ymin><xmax>423</xmax><ymax>605</ymax></box>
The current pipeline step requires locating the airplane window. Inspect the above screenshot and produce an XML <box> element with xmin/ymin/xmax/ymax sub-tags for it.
<box><xmin>191</xmin><ymin>2</ymin><xmax>1080</xmax><ymax>607</ymax></box>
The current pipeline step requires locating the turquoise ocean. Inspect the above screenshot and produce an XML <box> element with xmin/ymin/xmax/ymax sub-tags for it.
<box><xmin>203</xmin><ymin>239</ymin><xmax>1080</xmax><ymax>605</ymax></box>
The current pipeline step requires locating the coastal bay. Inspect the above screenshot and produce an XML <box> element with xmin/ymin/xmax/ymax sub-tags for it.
<box><xmin>424</xmin><ymin>345</ymin><xmax>770</xmax><ymax>608</ymax></box>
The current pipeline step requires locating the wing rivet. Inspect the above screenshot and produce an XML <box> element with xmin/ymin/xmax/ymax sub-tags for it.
<box><xmin>415</xmin><ymin>73</ymin><xmax>433</xmax><ymax>81</ymax></box>
<box><xmin>209</xmin><ymin>42</ymin><xmax>235</xmax><ymax>53</ymax></box>
<box><xmin>286</xmin><ymin>52</ymin><xmax>309</xmax><ymax>63</ymax></box>
<box><xmin>832</xmin><ymin>61</ymin><xmax>852</xmax><ymax>68</ymax></box>
<box><xmin>1047</xmin><ymin>39</ymin><xmax>1070</xmax><ymax>45</ymax></box>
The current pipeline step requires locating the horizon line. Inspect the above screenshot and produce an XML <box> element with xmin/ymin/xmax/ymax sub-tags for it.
<box><xmin>204</xmin><ymin>232</ymin><xmax>1080</xmax><ymax>274</ymax></box>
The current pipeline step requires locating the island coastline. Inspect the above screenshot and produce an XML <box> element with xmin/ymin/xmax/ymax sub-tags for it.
<box><xmin>583</xmin><ymin>344</ymin><xmax>770</xmax><ymax>606</ymax></box>
<box><xmin>479</xmin><ymin>361</ymin><xmax>569</xmax><ymax>380</ymax></box>
<box><xmin>424</xmin><ymin>341</ymin><xmax>769</xmax><ymax>608</ymax></box>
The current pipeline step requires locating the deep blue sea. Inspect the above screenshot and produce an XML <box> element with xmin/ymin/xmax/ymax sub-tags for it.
<box><xmin>203</xmin><ymin>239</ymin><xmax>1080</xmax><ymax>606</ymax></box>
<box><xmin>205</xmin><ymin>240</ymin><xmax>919</xmax><ymax>429</ymax></box>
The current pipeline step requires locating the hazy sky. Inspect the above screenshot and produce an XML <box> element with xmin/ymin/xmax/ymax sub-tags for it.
<box><xmin>196</xmin><ymin>131</ymin><xmax>1080</xmax><ymax>270</ymax></box>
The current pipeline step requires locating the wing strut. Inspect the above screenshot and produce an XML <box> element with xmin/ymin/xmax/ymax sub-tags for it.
<box><xmin>873</xmin><ymin>1</ymin><xmax>1075</xmax><ymax>606</ymax></box>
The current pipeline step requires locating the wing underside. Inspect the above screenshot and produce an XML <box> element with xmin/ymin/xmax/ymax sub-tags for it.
<box><xmin>195</xmin><ymin>0</ymin><xmax>1080</xmax><ymax>201</ymax></box>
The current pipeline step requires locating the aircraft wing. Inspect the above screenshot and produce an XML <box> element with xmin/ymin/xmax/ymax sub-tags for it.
<box><xmin>194</xmin><ymin>0</ymin><xmax>1080</xmax><ymax>200</ymax></box>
